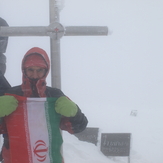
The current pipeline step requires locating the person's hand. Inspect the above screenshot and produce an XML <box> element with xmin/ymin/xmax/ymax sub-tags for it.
<box><xmin>0</xmin><ymin>95</ymin><xmax>18</xmax><ymax>117</ymax></box>
<box><xmin>55</xmin><ymin>96</ymin><xmax>78</xmax><ymax>117</ymax></box>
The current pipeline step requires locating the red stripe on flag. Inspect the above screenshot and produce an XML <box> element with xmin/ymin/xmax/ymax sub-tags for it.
<box><xmin>5</xmin><ymin>95</ymin><xmax>32</xmax><ymax>163</ymax></box>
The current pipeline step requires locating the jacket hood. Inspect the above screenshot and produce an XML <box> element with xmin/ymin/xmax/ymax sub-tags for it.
<box><xmin>21</xmin><ymin>47</ymin><xmax>50</xmax><ymax>97</ymax></box>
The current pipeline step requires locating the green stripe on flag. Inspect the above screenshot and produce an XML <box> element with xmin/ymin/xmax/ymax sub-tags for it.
<box><xmin>45</xmin><ymin>98</ymin><xmax>63</xmax><ymax>163</ymax></box>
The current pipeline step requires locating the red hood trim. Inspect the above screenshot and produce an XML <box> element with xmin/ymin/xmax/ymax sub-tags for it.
<box><xmin>21</xmin><ymin>47</ymin><xmax>50</xmax><ymax>97</ymax></box>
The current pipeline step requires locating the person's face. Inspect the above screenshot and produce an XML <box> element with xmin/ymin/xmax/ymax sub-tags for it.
<box><xmin>25</xmin><ymin>66</ymin><xmax>46</xmax><ymax>79</ymax></box>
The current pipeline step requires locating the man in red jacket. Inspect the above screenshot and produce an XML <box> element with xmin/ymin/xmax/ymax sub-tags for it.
<box><xmin>0</xmin><ymin>47</ymin><xmax>88</xmax><ymax>163</ymax></box>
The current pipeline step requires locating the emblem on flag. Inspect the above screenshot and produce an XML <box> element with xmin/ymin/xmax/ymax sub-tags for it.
<box><xmin>33</xmin><ymin>140</ymin><xmax>48</xmax><ymax>162</ymax></box>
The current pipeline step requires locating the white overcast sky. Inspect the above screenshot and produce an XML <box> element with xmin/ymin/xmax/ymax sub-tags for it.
<box><xmin>1</xmin><ymin>0</ymin><xmax>163</xmax><ymax>127</ymax></box>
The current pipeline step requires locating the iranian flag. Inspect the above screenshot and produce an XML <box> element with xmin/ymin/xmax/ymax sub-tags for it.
<box><xmin>5</xmin><ymin>95</ymin><xmax>63</xmax><ymax>163</ymax></box>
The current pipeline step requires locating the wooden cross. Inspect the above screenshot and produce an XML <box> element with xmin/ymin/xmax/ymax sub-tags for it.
<box><xmin>0</xmin><ymin>0</ymin><xmax>109</xmax><ymax>89</ymax></box>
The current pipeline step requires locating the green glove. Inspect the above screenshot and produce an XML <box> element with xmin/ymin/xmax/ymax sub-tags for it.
<box><xmin>0</xmin><ymin>95</ymin><xmax>18</xmax><ymax>117</ymax></box>
<box><xmin>55</xmin><ymin>96</ymin><xmax>78</xmax><ymax>117</ymax></box>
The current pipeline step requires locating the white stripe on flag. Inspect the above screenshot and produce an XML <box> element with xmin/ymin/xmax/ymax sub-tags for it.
<box><xmin>26</xmin><ymin>98</ymin><xmax>50</xmax><ymax>163</ymax></box>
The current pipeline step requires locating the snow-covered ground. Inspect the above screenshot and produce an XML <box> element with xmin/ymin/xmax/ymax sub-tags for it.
<box><xmin>63</xmin><ymin>106</ymin><xmax>163</xmax><ymax>163</ymax></box>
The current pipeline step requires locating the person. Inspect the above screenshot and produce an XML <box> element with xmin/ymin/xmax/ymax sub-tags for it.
<box><xmin>0</xmin><ymin>47</ymin><xmax>88</xmax><ymax>163</ymax></box>
<box><xmin>0</xmin><ymin>17</ymin><xmax>9</xmax><ymax>75</ymax></box>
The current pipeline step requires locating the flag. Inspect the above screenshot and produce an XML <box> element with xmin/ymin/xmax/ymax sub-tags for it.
<box><xmin>5</xmin><ymin>95</ymin><xmax>63</xmax><ymax>163</ymax></box>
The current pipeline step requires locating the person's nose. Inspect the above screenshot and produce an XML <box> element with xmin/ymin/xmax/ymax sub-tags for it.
<box><xmin>33</xmin><ymin>70</ymin><xmax>39</xmax><ymax>79</ymax></box>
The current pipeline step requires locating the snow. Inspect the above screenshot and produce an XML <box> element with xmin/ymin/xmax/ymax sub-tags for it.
<box><xmin>62</xmin><ymin>107</ymin><xmax>163</xmax><ymax>163</ymax></box>
<box><xmin>63</xmin><ymin>132</ymin><xmax>113</xmax><ymax>163</ymax></box>
<box><xmin>55</xmin><ymin>0</ymin><xmax>65</xmax><ymax>11</ymax></box>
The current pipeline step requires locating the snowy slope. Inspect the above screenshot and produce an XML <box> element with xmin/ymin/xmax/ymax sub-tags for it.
<box><xmin>63</xmin><ymin>106</ymin><xmax>163</xmax><ymax>163</ymax></box>
<box><xmin>63</xmin><ymin>132</ymin><xmax>114</xmax><ymax>163</ymax></box>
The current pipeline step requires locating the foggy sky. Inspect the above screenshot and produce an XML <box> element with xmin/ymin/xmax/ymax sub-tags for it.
<box><xmin>1</xmin><ymin>0</ymin><xmax>163</xmax><ymax>127</ymax></box>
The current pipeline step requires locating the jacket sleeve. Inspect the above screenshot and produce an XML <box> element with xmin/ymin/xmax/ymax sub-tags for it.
<box><xmin>60</xmin><ymin>107</ymin><xmax>88</xmax><ymax>134</ymax></box>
